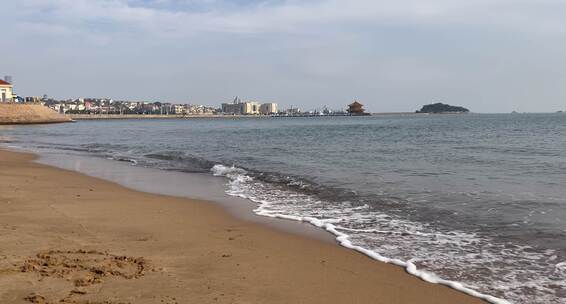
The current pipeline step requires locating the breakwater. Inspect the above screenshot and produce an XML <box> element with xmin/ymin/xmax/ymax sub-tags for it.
<box><xmin>0</xmin><ymin>104</ymin><xmax>72</xmax><ymax>124</ymax></box>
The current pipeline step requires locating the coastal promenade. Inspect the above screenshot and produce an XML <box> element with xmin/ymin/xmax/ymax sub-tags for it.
<box><xmin>67</xmin><ymin>112</ymin><xmax>427</xmax><ymax>120</ymax></box>
<box><xmin>67</xmin><ymin>114</ymin><xmax>344</xmax><ymax>120</ymax></box>
<box><xmin>1</xmin><ymin>107</ymin><xmax>425</xmax><ymax>123</ymax></box>
<box><xmin>68</xmin><ymin>113</ymin><xmax>230</xmax><ymax>120</ymax></box>
<box><xmin>0</xmin><ymin>149</ymin><xmax>484</xmax><ymax>304</ymax></box>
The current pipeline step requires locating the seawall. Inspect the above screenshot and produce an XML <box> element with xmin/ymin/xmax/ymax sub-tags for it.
<box><xmin>0</xmin><ymin>104</ymin><xmax>72</xmax><ymax>124</ymax></box>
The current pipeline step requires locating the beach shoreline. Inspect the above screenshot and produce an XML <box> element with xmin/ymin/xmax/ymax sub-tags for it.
<box><xmin>0</xmin><ymin>149</ymin><xmax>483</xmax><ymax>304</ymax></box>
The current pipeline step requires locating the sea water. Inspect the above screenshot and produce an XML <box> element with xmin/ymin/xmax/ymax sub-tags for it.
<box><xmin>2</xmin><ymin>113</ymin><xmax>566</xmax><ymax>303</ymax></box>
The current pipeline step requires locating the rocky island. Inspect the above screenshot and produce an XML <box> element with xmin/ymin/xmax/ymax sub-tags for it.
<box><xmin>416</xmin><ymin>103</ymin><xmax>470</xmax><ymax>114</ymax></box>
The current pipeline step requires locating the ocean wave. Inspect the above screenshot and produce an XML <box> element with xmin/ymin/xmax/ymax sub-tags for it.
<box><xmin>211</xmin><ymin>163</ymin><xmax>565</xmax><ymax>304</ymax></box>
<box><xmin>145</xmin><ymin>151</ymin><xmax>215</xmax><ymax>173</ymax></box>
<box><xmin>110</xmin><ymin>155</ymin><xmax>138</xmax><ymax>165</ymax></box>
<box><xmin>0</xmin><ymin>136</ymin><xmax>14</xmax><ymax>143</ymax></box>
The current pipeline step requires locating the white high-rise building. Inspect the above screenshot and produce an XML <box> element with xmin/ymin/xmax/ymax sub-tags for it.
<box><xmin>260</xmin><ymin>103</ymin><xmax>278</xmax><ymax>115</ymax></box>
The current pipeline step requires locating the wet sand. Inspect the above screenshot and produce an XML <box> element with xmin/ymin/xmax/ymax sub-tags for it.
<box><xmin>0</xmin><ymin>149</ymin><xmax>484</xmax><ymax>304</ymax></box>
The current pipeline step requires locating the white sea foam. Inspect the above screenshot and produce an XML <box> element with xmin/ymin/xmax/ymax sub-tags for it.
<box><xmin>556</xmin><ymin>262</ymin><xmax>566</xmax><ymax>272</ymax></box>
<box><xmin>211</xmin><ymin>164</ymin><xmax>517</xmax><ymax>304</ymax></box>
<box><xmin>109</xmin><ymin>155</ymin><xmax>138</xmax><ymax>165</ymax></box>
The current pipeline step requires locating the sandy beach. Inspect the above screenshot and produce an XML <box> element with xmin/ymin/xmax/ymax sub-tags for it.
<box><xmin>0</xmin><ymin>149</ymin><xmax>483</xmax><ymax>304</ymax></box>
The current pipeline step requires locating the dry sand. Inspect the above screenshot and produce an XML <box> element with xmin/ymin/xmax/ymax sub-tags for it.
<box><xmin>0</xmin><ymin>149</ymin><xmax>484</xmax><ymax>304</ymax></box>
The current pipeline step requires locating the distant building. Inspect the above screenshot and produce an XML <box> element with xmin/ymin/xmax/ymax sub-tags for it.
<box><xmin>347</xmin><ymin>100</ymin><xmax>367</xmax><ymax>115</ymax></box>
<box><xmin>222</xmin><ymin>97</ymin><xmax>243</xmax><ymax>115</ymax></box>
<box><xmin>25</xmin><ymin>97</ymin><xmax>41</xmax><ymax>103</ymax></box>
<box><xmin>221</xmin><ymin>103</ymin><xmax>241</xmax><ymax>114</ymax></box>
<box><xmin>174</xmin><ymin>104</ymin><xmax>187</xmax><ymax>115</ymax></box>
<box><xmin>0</xmin><ymin>79</ymin><xmax>13</xmax><ymax>103</ymax></box>
<box><xmin>85</xmin><ymin>101</ymin><xmax>94</xmax><ymax>111</ymax></box>
<box><xmin>241</xmin><ymin>101</ymin><xmax>261</xmax><ymax>115</ymax></box>
<box><xmin>187</xmin><ymin>104</ymin><xmax>215</xmax><ymax>115</ymax></box>
<box><xmin>260</xmin><ymin>103</ymin><xmax>278</xmax><ymax>115</ymax></box>
<box><xmin>221</xmin><ymin>97</ymin><xmax>278</xmax><ymax>115</ymax></box>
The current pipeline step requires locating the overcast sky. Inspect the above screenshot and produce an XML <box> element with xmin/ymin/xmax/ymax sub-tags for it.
<box><xmin>1</xmin><ymin>0</ymin><xmax>565</xmax><ymax>112</ymax></box>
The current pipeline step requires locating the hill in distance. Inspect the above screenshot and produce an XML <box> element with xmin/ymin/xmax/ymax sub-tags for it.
<box><xmin>416</xmin><ymin>103</ymin><xmax>470</xmax><ymax>114</ymax></box>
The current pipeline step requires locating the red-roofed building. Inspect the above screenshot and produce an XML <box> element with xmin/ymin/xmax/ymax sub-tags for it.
<box><xmin>0</xmin><ymin>79</ymin><xmax>14</xmax><ymax>103</ymax></box>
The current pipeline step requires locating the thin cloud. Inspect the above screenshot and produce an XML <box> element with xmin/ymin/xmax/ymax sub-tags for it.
<box><xmin>2</xmin><ymin>0</ymin><xmax>566</xmax><ymax>112</ymax></box>
<box><xmin>10</xmin><ymin>0</ymin><xmax>566</xmax><ymax>37</ymax></box>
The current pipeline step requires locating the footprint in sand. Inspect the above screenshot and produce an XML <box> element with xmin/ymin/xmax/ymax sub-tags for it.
<box><xmin>20</xmin><ymin>249</ymin><xmax>150</xmax><ymax>304</ymax></box>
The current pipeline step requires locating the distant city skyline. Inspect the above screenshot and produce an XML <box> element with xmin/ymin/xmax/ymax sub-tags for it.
<box><xmin>2</xmin><ymin>1</ymin><xmax>566</xmax><ymax>113</ymax></box>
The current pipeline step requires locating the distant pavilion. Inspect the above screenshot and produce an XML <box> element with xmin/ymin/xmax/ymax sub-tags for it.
<box><xmin>347</xmin><ymin>100</ymin><xmax>366</xmax><ymax>115</ymax></box>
